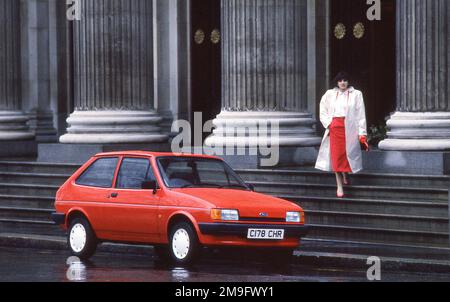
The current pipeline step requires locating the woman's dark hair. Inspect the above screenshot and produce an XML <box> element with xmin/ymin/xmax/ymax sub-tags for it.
<box><xmin>333</xmin><ymin>71</ymin><xmax>351</xmax><ymax>87</ymax></box>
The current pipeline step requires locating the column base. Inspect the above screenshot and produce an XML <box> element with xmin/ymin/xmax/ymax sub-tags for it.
<box><xmin>0</xmin><ymin>111</ymin><xmax>35</xmax><ymax>141</ymax></box>
<box><xmin>28</xmin><ymin>110</ymin><xmax>58</xmax><ymax>143</ymax></box>
<box><xmin>205</xmin><ymin>111</ymin><xmax>322</xmax><ymax>147</ymax></box>
<box><xmin>59</xmin><ymin>110</ymin><xmax>169</xmax><ymax>144</ymax></box>
<box><xmin>379</xmin><ymin>112</ymin><xmax>450</xmax><ymax>151</ymax></box>
<box><xmin>362</xmin><ymin>149</ymin><xmax>450</xmax><ymax>175</ymax></box>
<box><xmin>0</xmin><ymin>141</ymin><xmax>37</xmax><ymax>157</ymax></box>
<box><xmin>38</xmin><ymin>143</ymin><xmax>171</xmax><ymax>164</ymax></box>
<box><xmin>177</xmin><ymin>145</ymin><xmax>318</xmax><ymax>169</ymax></box>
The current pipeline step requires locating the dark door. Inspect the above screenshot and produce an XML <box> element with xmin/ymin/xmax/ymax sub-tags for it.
<box><xmin>190</xmin><ymin>0</ymin><xmax>221</xmax><ymax>141</ymax></box>
<box><xmin>330</xmin><ymin>0</ymin><xmax>396</xmax><ymax>129</ymax></box>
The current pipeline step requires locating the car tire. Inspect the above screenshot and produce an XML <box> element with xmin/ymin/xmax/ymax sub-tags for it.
<box><xmin>169</xmin><ymin>222</ymin><xmax>200</xmax><ymax>265</ymax></box>
<box><xmin>67</xmin><ymin>217</ymin><xmax>97</xmax><ymax>260</ymax></box>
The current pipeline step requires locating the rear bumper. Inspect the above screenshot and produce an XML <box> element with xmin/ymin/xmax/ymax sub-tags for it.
<box><xmin>198</xmin><ymin>223</ymin><xmax>309</xmax><ymax>238</ymax></box>
<box><xmin>51</xmin><ymin>212</ymin><xmax>66</xmax><ymax>225</ymax></box>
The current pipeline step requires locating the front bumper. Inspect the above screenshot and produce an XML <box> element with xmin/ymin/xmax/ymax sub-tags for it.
<box><xmin>198</xmin><ymin>223</ymin><xmax>309</xmax><ymax>238</ymax></box>
<box><xmin>51</xmin><ymin>212</ymin><xmax>66</xmax><ymax>225</ymax></box>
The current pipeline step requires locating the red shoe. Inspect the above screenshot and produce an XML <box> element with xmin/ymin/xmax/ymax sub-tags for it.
<box><xmin>337</xmin><ymin>189</ymin><xmax>345</xmax><ymax>198</ymax></box>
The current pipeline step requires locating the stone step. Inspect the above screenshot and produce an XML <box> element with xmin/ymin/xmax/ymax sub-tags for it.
<box><xmin>0</xmin><ymin>195</ymin><xmax>54</xmax><ymax>209</ymax></box>
<box><xmin>0</xmin><ymin>183</ymin><xmax>58</xmax><ymax>197</ymax></box>
<box><xmin>272</xmin><ymin>194</ymin><xmax>449</xmax><ymax>218</ymax></box>
<box><xmin>0</xmin><ymin>206</ymin><xmax>53</xmax><ymax>221</ymax></box>
<box><xmin>251</xmin><ymin>181</ymin><xmax>448</xmax><ymax>202</ymax></box>
<box><xmin>305</xmin><ymin>210</ymin><xmax>448</xmax><ymax>234</ymax></box>
<box><xmin>0</xmin><ymin>172</ymin><xmax>70</xmax><ymax>186</ymax></box>
<box><xmin>305</xmin><ymin>224</ymin><xmax>449</xmax><ymax>248</ymax></box>
<box><xmin>0</xmin><ymin>161</ymin><xmax>79</xmax><ymax>175</ymax></box>
<box><xmin>237</xmin><ymin>169</ymin><xmax>450</xmax><ymax>189</ymax></box>
<box><xmin>0</xmin><ymin>219</ymin><xmax>63</xmax><ymax>236</ymax></box>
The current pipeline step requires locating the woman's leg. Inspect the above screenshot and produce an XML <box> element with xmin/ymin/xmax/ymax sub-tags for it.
<box><xmin>335</xmin><ymin>172</ymin><xmax>344</xmax><ymax>196</ymax></box>
<box><xmin>342</xmin><ymin>172</ymin><xmax>349</xmax><ymax>184</ymax></box>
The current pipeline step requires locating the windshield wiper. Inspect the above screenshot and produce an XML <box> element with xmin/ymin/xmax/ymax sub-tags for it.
<box><xmin>179</xmin><ymin>184</ymin><xmax>196</xmax><ymax>188</ymax></box>
<box><xmin>179</xmin><ymin>183</ymin><xmax>222</xmax><ymax>188</ymax></box>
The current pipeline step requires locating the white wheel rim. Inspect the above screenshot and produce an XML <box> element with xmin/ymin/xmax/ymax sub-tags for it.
<box><xmin>172</xmin><ymin>228</ymin><xmax>190</xmax><ymax>260</ymax></box>
<box><xmin>70</xmin><ymin>223</ymin><xmax>87</xmax><ymax>253</ymax></box>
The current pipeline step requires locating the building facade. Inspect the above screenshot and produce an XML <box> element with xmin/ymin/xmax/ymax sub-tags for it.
<box><xmin>0</xmin><ymin>0</ymin><xmax>448</xmax><ymax>163</ymax></box>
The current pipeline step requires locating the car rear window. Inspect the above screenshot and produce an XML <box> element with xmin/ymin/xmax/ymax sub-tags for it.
<box><xmin>75</xmin><ymin>157</ymin><xmax>119</xmax><ymax>188</ymax></box>
<box><xmin>116</xmin><ymin>157</ymin><xmax>156</xmax><ymax>189</ymax></box>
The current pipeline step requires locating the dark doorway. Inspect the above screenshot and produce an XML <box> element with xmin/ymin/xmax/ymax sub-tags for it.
<box><xmin>330</xmin><ymin>0</ymin><xmax>396</xmax><ymax>129</ymax></box>
<box><xmin>190</xmin><ymin>0</ymin><xmax>221</xmax><ymax>141</ymax></box>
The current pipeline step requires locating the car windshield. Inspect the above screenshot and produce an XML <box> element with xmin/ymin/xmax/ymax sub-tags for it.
<box><xmin>156</xmin><ymin>157</ymin><xmax>249</xmax><ymax>190</ymax></box>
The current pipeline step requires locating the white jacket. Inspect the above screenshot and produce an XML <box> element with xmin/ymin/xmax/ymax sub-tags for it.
<box><xmin>315</xmin><ymin>87</ymin><xmax>367</xmax><ymax>173</ymax></box>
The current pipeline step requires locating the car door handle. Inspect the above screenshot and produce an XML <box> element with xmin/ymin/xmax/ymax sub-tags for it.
<box><xmin>109</xmin><ymin>193</ymin><xmax>118</xmax><ymax>198</ymax></box>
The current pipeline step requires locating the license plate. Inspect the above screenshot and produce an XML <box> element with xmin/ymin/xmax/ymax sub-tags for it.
<box><xmin>247</xmin><ymin>229</ymin><xmax>284</xmax><ymax>240</ymax></box>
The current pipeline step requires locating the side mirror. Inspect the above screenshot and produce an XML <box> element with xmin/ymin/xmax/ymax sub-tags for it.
<box><xmin>247</xmin><ymin>183</ymin><xmax>255</xmax><ymax>191</ymax></box>
<box><xmin>141</xmin><ymin>180</ymin><xmax>158</xmax><ymax>193</ymax></box>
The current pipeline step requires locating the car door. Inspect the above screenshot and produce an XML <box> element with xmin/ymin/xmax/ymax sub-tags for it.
<box><xmin>73</xmin><ymin>157</ymin><xmax>120</xmax><ymax>235</ymax></box>
<box><xmin>103</xmin><ymin>157</ymin><xmax>160</xmax><ymax>243</ymax></box>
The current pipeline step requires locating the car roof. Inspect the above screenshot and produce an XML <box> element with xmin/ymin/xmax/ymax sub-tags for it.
<box><xmin>94</xmin><ymin>150</ymin><xmax>222</xmax><ymax>160</ymax></box>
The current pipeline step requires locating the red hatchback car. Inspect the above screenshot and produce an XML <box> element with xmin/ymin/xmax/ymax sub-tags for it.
<box><xmin>52</xmin><ymin>151</ymin><xmax>309</xmax><ymax>264</ymax></box>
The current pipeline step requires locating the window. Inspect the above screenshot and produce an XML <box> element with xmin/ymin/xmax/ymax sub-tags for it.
<box><xmin>76</xmin><ymin>157</ymin><xmax>119</xmax><ymax>188</ymax></box>
<box><xmin>157</xmin><ymin>157</ymin><xmax>248</xmax><ymax>189</ymax></box>
<box><xmin>116</xmin><ymin>157</ymin><xmax>156</xmax><ymax>189</ymax></box>
<box><xmin>196</xmin><ymin>160</ymin><xmax>235</xmax><ymax>185</ymax></box>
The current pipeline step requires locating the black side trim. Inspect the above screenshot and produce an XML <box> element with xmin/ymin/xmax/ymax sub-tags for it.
<box><xmin>198</xmin><ymin>223</ymin><xmax>309</xmax><ymax>238</ymax></box>
<box><xmin>51</xmin><ymin>213</ymin><xmax>66</xmax><ymax>225</ymax></box>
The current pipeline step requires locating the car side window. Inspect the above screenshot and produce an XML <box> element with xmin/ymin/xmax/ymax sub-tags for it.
<box><xmin>116</xmin><ymin>157</ymin><xmax>156</xmax><ymax>189</ymax></box>
<box><xmin>75</xmin><ymin>157</ymin><xmax>119</xmax><ymax>188</ymax></box>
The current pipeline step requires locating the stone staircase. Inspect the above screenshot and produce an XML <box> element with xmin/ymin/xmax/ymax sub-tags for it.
<box><xmin>0</xmin><ymin>161</ymin><xmax>78</xmax><ymax>236</ymax></box>
<box><xmin>237</xmin><ymin>168</ymin><xmax>450</xmax><ymax>248</ymax></box>
<box><xmin>0</xmin><ymin>160</ymin><xmax>448</xmax><ymax>249</ymax></box>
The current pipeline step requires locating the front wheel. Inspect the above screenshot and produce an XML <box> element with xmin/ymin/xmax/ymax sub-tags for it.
<box><xmin>169</xmin><ymin>222</ymin><xmax>200</xmax><ymax>265</ymax></box>
<box><xmin>67</xmin><ymin>217</ymin><xmax>97</xmax><ymax>260</ymax></box>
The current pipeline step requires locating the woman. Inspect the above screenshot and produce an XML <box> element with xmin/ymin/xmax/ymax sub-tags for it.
<box><xmin>315</xmin><ymin>71</ymin><xmax>369</xmax><ymax>198</ymax></box>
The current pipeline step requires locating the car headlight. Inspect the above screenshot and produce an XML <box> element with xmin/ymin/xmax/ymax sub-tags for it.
<box><xmin>211</xmin><ymin>209</ymin><xmax>239</xmax><ymax>221</ymax></box>
<box><xmin>286</xmin><ymin>211</ymin><xmax>301</xmax><ymax>223</ymax></box>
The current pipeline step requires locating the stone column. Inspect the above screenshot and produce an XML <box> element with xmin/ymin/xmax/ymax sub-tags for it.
<box><xmin>379</xmin><ymin>0</ymin><xmax>449</xmax><ymax>150</ymax></box>
<box><xmin>0</xmin><ymin>0</ymin><xmax>34</xmax><ymax>141</ymax></box>
<box><xmin>60</xmin><ymin>0</ymin><xmax>167</xmax><ymax>144</ymax></box>
<box><xmin>205</xmin><ymin>0</ymin><xmax>321</xmax><ymax>156</ymax></box>
<box><xmin>21</xmin><ymin>0</ymin><xmax>57</xmax><ymax>142</ymax></box>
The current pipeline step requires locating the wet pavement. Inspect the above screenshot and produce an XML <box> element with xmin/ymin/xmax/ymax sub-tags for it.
<box><xmin>1</xmin><ymin>246</ymin><xmax>450</xmax><ymax>282</ymax></box>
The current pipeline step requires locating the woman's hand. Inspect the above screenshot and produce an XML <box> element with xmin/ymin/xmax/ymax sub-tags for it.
<box><xmin>359</xmin><ymin>135</ymin><xmax>369</xmax><ymax>151</ymax></box>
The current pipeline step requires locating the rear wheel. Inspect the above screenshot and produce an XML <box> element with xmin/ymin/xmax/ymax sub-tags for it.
<box><xmin>169</xmin><ymin>222</ymin><xmax>200</xmax><ymax>265</ymax></box>
<box><xmin>67</xmin><ymin>217</ymin><xmax>97</xmax><ymax>260</ymax></box>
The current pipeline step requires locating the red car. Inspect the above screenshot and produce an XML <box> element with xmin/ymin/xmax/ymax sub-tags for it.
<box><xmin>52</xmin><ymin>151</ymin><xmax>309</xmax><ymax>264</ymax></box>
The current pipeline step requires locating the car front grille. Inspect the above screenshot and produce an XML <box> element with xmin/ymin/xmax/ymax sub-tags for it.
<box><xmin>239</xmin><ymin>217</ymin><xmax>285</xmax><ymax>223</ymax></box>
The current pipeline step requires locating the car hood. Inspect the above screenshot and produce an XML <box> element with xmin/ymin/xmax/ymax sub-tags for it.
<box><xmin>173</xmin><ymin>188</ymin><xmax>302</xmax><ymax>219</ymax></box>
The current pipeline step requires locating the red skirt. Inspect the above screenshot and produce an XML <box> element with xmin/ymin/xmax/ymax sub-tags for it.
<box><xmin>330</xmin><ymin>117</ymin><xmax>352</xmax><ymax>173</ymax></box>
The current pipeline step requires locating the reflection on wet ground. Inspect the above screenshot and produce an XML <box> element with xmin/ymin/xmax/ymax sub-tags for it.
<box><xmin>1</xmin><ymin>246</ymin><xmax>449</xmax><ymax>282</ymax></box>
